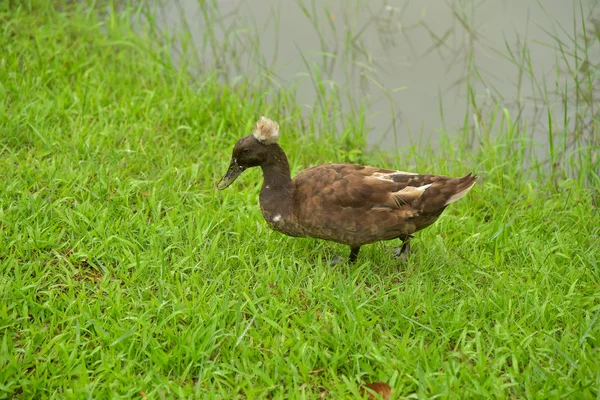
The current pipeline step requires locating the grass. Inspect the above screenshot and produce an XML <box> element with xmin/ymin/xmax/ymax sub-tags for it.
<box><xmin>1</xmin><ymin>0</ymin><xmax>599</xmax><ymax>398</ymax></box>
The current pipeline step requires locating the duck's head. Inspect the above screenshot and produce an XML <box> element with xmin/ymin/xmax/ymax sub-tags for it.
<box><xmin>217</xmin><ymin>116</ymin><xmax>280</xmax><ymax>190</ymax></box>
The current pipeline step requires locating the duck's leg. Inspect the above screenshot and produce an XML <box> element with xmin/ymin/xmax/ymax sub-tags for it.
<box><xmin>348</xmin><ymin>246</ymin><xmax>361</xmax><ymax>264</ymax></box>
<box><xmin>393</xmin><ymin>235</ymin><xmax>413</xmax><ymax>261</ymax></box>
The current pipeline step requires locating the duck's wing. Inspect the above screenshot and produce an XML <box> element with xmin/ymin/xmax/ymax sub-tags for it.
<box><xmin>294</xmin><ymin>164</ymin><xmax>436</xmax><ymax>210</ymax></box>
<box><xmin>294</xmin><ymin>163</ymin><xmax>476</xmax><ymax>212</ymax></box>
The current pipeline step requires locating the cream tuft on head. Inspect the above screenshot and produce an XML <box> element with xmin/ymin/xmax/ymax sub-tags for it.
<box><xmin>252</xmin><ymin>116</ymin><xmax>280</xmax><ymax>145</ymax></box>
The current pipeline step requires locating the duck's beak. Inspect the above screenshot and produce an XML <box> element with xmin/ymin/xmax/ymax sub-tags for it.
<box><xmin>217</xmin><ymin>160</ymin><xmax>245</xmax><ymax>190</ymax></box>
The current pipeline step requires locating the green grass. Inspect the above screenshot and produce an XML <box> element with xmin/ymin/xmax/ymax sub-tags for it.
<box><xmin>1</xmin><ymin>1</ymin><xmax>599</xmax><ymax>398</ymax></box>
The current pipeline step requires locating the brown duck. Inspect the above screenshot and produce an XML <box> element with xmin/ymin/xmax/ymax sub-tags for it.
<box><xmin>217</xmin><ymin>117</ymin><xmax>477</xmax><ymax>263</ymax></box>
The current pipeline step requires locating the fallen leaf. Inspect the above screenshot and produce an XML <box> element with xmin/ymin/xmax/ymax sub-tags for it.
<box><xmin>140</xmin><ymin>391</ymin><xmax>146</xmax><ymax>398</ymax></box>
<box><xmin>360</xmin><ymin>382</ymin><xmax>391</xmax><ymax>399</ymax></box>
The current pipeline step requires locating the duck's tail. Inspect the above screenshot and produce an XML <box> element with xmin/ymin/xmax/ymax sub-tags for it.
<box><xmin>444</xmin><ymin>173</ymin><xmax>478</xmax><ymax>205</ymax></box>
<box><xmin>419</xmin><ymin>173</ymin><xmax>478</xmax><ymax>213</ymax></box>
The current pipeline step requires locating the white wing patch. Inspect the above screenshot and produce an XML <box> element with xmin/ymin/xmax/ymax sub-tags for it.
<box><xmin>395</xmin><ymin>183</ymin><xmax>432</xmax><ymax>196</ymax></box>
<box><xmin>371</xmin><ymin>170</ymin><xmax>418</xmax><ymax>183</ymax></box>
<box><xmin>392</xmin><ymin>183</ymin><xmax>432</xmax><ymax>205</ymax></box>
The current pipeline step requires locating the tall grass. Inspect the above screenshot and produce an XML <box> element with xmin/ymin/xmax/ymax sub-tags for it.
<box><xmin>0</xmin><ymin>0</ymin><xmax>599</xmax><ymax>398</ymax></box>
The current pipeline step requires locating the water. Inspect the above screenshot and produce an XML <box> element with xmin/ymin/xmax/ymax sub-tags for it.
<box><xmin>155</xmin><ymin>0</ymin><xmax>597</xmax><ymax>149</ymax></box>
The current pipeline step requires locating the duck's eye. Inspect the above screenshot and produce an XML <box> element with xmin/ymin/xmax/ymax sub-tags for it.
<box><xmin>241</xmin><ymin>148</ymin><xmax>250</xmax><ymax>155</ymax></box>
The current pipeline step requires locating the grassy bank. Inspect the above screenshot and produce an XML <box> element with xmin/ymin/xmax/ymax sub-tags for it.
<box><xmin>1</xmin><ymin>1</ymin><xmax>599</xmax><ymax>398</ymax></box>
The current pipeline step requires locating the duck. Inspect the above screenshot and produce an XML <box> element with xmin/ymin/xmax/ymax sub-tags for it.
<box><xmin>217</xmin><ymin>117</ymin><xmax>477</xmax><ymax>264</ymax></box>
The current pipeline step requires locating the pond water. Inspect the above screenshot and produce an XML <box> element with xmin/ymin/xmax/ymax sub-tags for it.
<box><xmin>155</xmin><ymin>0</ymin><xmax>597</xmax><ymax>149</ymax></box>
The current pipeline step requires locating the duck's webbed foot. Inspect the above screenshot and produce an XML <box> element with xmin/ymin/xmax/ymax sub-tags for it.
<box><xmin>330</xmin><ymin>246</ymin><xmax>361</xmax><ymax>266</ymax></box>
<box><xmin>329</xmin><ymin>255</ymin><xmax>346</xmax><ymax>266</ymax></box>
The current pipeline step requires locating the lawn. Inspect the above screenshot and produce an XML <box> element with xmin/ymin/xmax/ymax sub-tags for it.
<box><xmin>1</xmin><ymin>1</ymin><xmax>599</xmax><ymax>398</ymax></box>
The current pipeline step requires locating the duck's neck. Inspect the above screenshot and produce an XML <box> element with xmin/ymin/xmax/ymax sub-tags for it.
<box><xmin>259</xmin><ymin>145</ymin><xmax>294</xmax><ymax>217</ymax></box>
